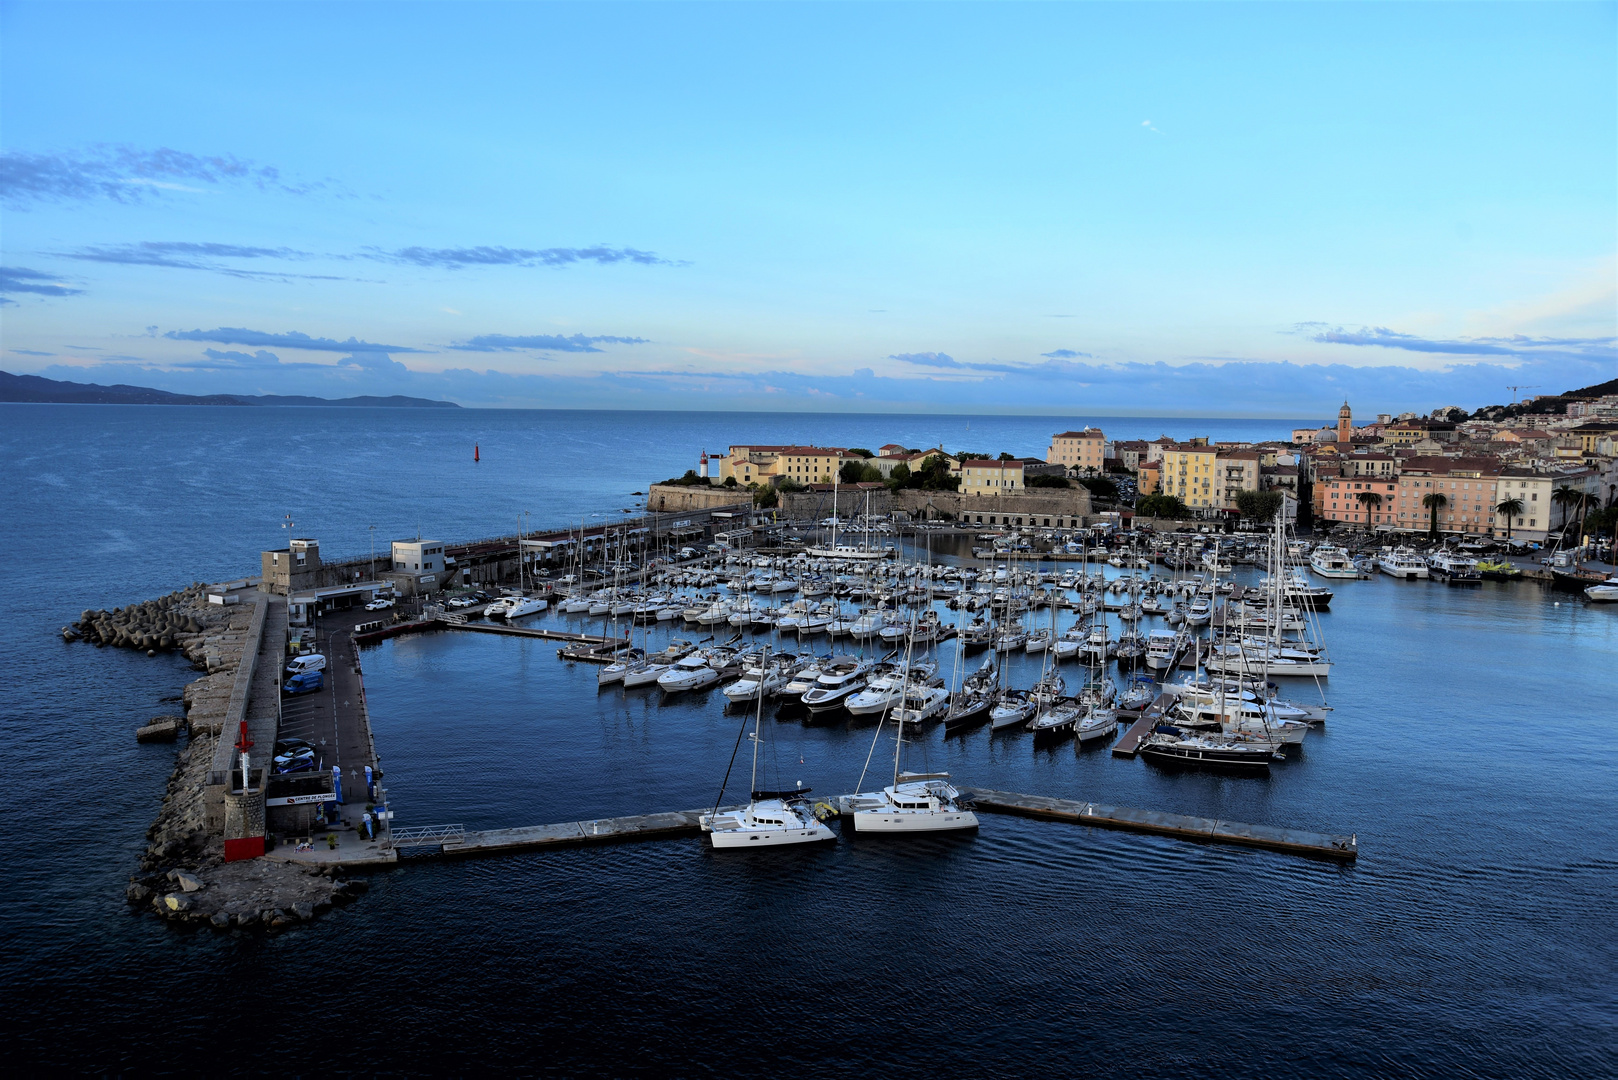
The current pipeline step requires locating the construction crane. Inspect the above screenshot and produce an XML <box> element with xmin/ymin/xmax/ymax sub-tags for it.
<box><xmin>1506</xmin><ymin>385</ymin><xmax>1540</xmax><ymax>405</ymax></box>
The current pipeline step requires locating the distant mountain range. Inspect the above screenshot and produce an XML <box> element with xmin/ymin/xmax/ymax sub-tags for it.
<box><xmin>0</xmin><ymin>371</ymin><xmax>461</xmax><ymax>409</ymax></box>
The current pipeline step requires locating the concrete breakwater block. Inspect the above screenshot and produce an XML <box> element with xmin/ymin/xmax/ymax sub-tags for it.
<box><xmin>136</xmin><ymin>716</ymin><xmax>185</xmax><ymax>743</ymax></box>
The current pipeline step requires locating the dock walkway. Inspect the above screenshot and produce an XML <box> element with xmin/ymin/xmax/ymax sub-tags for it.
<box><xmin>391</xmin><ymin>809</ymin><xmax>711</xmax><ymax>857</ymax></box>
<box><xmin>1113</xmin><ymin>693</ymin><xmax>1171</xmax><ymax>756</ymax></box>
<box><xmin>959</xmin><ymin>787</ymin><xmax>1357</xmax><ymax>861</ymax></box>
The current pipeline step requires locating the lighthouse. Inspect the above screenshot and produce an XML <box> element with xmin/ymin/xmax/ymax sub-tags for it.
<box><xmin>699</xmin><ymin>450</ymin><xmax>709</xmax><ymax>480</ymax></box>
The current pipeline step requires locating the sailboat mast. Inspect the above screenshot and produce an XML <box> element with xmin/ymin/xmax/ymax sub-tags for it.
<box><xmin>749</xmin><ymin>644</ymin><xmax>768</xmax><ymax>802</ymax></box>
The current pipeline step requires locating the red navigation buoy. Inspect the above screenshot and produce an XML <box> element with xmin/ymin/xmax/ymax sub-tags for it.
<box><xmin>475</xmin><ymin>444</ymin><xmax>480</xmax><ymax>462</ymax></box>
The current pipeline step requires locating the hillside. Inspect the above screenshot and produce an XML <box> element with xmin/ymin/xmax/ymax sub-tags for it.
<box><xmin>0</xmin><ymin>371</ymin><xmax>461</xmax><ymax>408</ymax></box>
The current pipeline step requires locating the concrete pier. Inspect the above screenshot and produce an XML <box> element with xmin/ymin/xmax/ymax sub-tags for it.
<box><xmin>958</xmin><ymin>787</ymin><xmax>1358</xmax><ymax>861</ymax></box>
<box><xmin>392</xmin><ymin>810</ymin><xmax>711</xmax><ymax>858</ymax></box>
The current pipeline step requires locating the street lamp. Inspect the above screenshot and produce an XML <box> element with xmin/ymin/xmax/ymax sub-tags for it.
<box><xmin>368</xmin><ymin>525</ymin><xmax>376</xmax><ymax>582</ymax></box>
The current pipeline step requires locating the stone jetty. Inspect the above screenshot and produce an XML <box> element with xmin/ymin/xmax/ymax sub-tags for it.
<box><xmin>92</xmin><ymin>582</ymin><xmax>370</xmax><ymax>932</ymax></box>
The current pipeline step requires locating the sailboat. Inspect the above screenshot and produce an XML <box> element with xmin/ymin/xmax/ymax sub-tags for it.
<box><xmin>700</xmin><ymin>646</ymin><xmax>836</xmax><ymax>848</ymax></box>
<box><xmin>842</xmin><ymin>630</ymin><xmax>978</xmax><ymax>832</ymax></box>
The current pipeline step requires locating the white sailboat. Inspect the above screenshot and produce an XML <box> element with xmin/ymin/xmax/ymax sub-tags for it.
<box><xmin>700</xmin><ymin>646</ymin><xmax>836</xmax><ymax>849</ymax></box>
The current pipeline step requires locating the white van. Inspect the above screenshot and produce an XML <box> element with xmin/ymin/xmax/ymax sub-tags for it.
<box><xmin>285</xmin><ymin>654</ymin><xmax>326</xmax><ymax>677</ymax></box>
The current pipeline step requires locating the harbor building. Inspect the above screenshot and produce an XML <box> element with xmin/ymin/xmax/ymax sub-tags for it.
<box><xmin>1393</xmin><ymin>457</ymin><xmax>1501</xmax><ymax>535</ymax></box>
<box><xmin>1047</xmin><ymin>428</ymin><xmax>1106</xmax><ymax>473</ymax></box>
<box><xmin>260</xmin><ymin>538</ymin><xmax>322</xmax><ymax>595</ymax></box>
<box><xmin>381</xmin><ymin>539</ymin><xmax>446</xmax><ymax>597</ymax></box>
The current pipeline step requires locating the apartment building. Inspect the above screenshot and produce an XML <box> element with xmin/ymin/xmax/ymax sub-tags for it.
<box><xmin>1159</xmin><ymin>444</ymin><xmax>1218</xmax><ymax>511</ymax></box>
<box><xmin>1319</xmin><ymin>473</ymin><xmax>1399</xmax><ymax>528</ymax></box>
<box><xmin>1047</xmin><ymin>429</ymin><xmax>1106</xmax><ymax>473</ymax></box>
<box><xmin>1215</xmin><ymin>450</ymin><xmax>1260</xmax><ymax>508</ymax></box>
<box><xmin>1392</xmin><ymin>457</ymin><xmax>1501</xmax><ymax>536</ymax></box>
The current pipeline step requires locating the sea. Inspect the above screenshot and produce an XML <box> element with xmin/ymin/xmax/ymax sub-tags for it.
<box><xmin>2</xmin><ymin>404</ymin><xmax>1614</xmax><ymax>1077</ymax></box>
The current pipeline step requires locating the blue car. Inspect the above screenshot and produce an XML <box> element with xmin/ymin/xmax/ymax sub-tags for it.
<box><xmin>284</xmin><ymin>670</ymin><xmax>324</xmax><ymax>695</ymax></box>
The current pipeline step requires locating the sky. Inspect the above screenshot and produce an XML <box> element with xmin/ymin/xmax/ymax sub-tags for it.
<box><xmin>1</xmin><ymin>1</ymin><xmax>1614</xmax><ymax>416</ymax></box>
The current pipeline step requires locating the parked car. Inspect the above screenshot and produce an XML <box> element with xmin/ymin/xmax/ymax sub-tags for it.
<box><xmin>283</xmin><ymin>670</ymin><xmax>324</xmax><ymax>695</ymax></box>
<box><xmin>365</xmin><ymin>597</ymin><xmax>395</xmax><ymax>611</ymax></box>
<box><xmin>274</xmin><ymin>749</ymin><xmax>315</xmax><ymax>774</ymax></box>
<box><xmin>446</xmin><ymin>596</ymin><xmax>474</xmax><ymax>609</ymax></box>
<box><xmin>274</xmin><ymin>738</ymin><xmax>314</xmax><ymax>756</ymax></box>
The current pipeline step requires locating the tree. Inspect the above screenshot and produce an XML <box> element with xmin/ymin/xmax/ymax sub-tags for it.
<box><xmin>1422</xmin><ymin>491</ymin><xmax>1447</xmax><ymax>539</ymax></box>
<box><xmin>753</xmin><ymin>485</ymin><xmax>778</xmax><ymax>508</ymax></box>
<box><xmin>1355</xmin><ymin>490</ymin><xmax>1383</xmax><ymax>526</ymax></box>
<box><xmin>1494</xmin><ymin>497</ymin><xmax>1525</xmax><ymax>541</ymax></box>
<box><xmin>997</xmin><ymin>452</ymin><xmax>1018</xmax><ymax>461</ymax></box>
<box><xmin>1235</xmin><ymin>489</ymin><xmax>1284</xmax><ymax>522</ymax></box>
<box><xmin>1026</xmin><ymin>474</ymin><xmax>1071</xmax><ymax>489</ymax></box>
<box><xmin>886</xmin><ymin>462</ymin><xmax>912</xmax><ymax>490</ymax></box>
<box><xmin>722</xmin><ymin>476</ymin><xmax>738</xmax><ymax>488</ymax></box>
<box><xmin>1077</xmin><ymin>476</ymin><xmax>1119</xmax><ymax>500</ymax></box>
<box><xmin>839</xmin><ymin>460</ymin><xmax>866</xmax><ymax>485</ymax></box>
<box><xmin>1136</xmin><ymin>493</ymin><xmax>1189</xmax><ymax>519</ymax></box>
<box><xmin>847</xmin><ymin>448</ymin><xmax>874</xmax><ymax>458</ymax></box>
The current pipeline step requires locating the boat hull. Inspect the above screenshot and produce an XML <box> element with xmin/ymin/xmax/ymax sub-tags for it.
<box><xmin>851</xmin><ymin>809</ymin><xmax>979</xmax><ymax>833</ymax></box>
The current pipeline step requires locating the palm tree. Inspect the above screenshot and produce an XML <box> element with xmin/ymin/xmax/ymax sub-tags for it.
<box><xmin>1355</xmin><ymin>490</ymin><xmax>1383</xmax><ymax>527</ymax></box>
<box><xmin>1552</xmin><ymin>485</ymin><xmax>1580</xmax><ymax>529</ymax></box>
<box><xmin>1422</xmin><ymin>491</ymin><xmax>1448</xmax><ymax>540</ymax></box>
<box><xmin>1495</xmin><ymin>496</ymin><xmax>1525</xmax><ymax>542</ymax></box>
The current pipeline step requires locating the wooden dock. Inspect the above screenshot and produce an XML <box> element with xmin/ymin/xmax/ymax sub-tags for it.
<box><xmin>1113</xmin><ymin>693</ymin><xmax>1172</xmax><ymax>756</ymax></box>
<box><xmin>959</xmin><ymin>788</ymin><xmax>1357</xmax><ymax>861</ymax></box>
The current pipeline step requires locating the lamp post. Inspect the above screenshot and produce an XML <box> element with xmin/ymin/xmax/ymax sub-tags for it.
<box><xmin>368</xmin><ymin>525</ymin><xmax>376</xmax><ymax>582</ymax></box>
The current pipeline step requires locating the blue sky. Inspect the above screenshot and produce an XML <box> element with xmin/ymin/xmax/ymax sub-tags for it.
<box><xmin>2</xmin><ymin>1</ymin><xmax>1614</xmax><ymax>415</ymax></box>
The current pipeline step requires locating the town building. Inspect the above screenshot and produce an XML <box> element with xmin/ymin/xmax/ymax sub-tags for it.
<box><xmin>1115</xmin><ymin>439</ymin><xmax>1149</xmax><ymax>472</ymax></box>
<box><xmin>954</xmin><ymin>458</ymin><xmax>1026</xmax><ymax>495</ymax></box>
<box><xmin>1047</xmin><ymin>428</ymin><xmax>1106</xmax><ymax>473</ymax></box>
<box><xmin>1392</xmin><ymin>457</ymin><xmax>1501</xmax><ymax>536</ymax></box>
<box><xmin>1137</xmin><ymin>460</ymin><xmax>1161</xmax><ymax>495</ymax></box>
<box><xmin>1319</xmin><ymin>473</ymin><xmax>1400</xmax><ymax>529</ymax></box>
<box><xmin>1159</xmin><ymin>443</ymin><xmax>1219</xmax><ymax>511</ymax></box>
<box><xmin>714</xmin><ymin>445</ymin><xmax>854</xmax><ymax>486</ymax></box>
<box><xmin>260</xmin><ymin>538</ymin><xmax>322</xmax><ymax>595</ymax></box>
<box><xmin>1215</xmin><ymin>449</ymin><xmax>1261</xmax><ymax>509</ymax></box>
<box><xmin>383</xmin><ymin>539</ymin><xmax>447</xmax><ymax>596</ymax></box>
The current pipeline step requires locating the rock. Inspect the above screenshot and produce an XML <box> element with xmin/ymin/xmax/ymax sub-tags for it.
<box><xmin>291</xmin><ymin>901</ymin><xmax>315</xmax><ymax>921</ymax></box>
<box><xmin>235</xmin><ymin>911</ymin><xmax>258</xmax><ymax>928</ymax></box>
<box><xmin>126</xmin><ymin>882</ymin><xmax>153</xmax><ymax>905</ymax></box>
<box><xmin>136</xmin><ymin>717</ymin><xmax>182</xmax><ymax>743</ymax></box>
<box><xmin>174</xmin><ymin>870</ymin><xmax>204</xmax><ymax>893</ymax></box>
<box><xmin>210</xmin><ymin>911</ymin><xmax>232</xmax><ymax>929</ymax></box>
<box><xmin>163</xmin><ymin>893</ymin><xmax>191</xmax><ymax>912</ymax></box>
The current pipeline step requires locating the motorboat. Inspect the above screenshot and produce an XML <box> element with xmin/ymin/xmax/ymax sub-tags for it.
<box><xmin>1308</xmin><ymin>544</ymin><xmax>1357</xmax><ymax>579</ymax></box>
<box><xmin>1079</xmin><ymin>626</ymin><xmax>1115</xmax><ymax>663</ymax></box>
<box><xmin>1428</xmin><ymin>551</ymin><xmax>1482</xmax><ymax>585</ymax></box>
<box><xmin>622</xmin><ymin>661</ymin><xmax>673</xmax><ymax>688</ymax></box>
<box><xmin>722</xmin><ymin>658</ymin><xmax>794</xmax><ymax>703</ymax></box>
<box><xmin>892</xmin><ymin>684</ymin><xmax>951</xmax><ymax>725</ymax></box>
<box><xmin>1585</xmin><ymin>575</ymin><xmax>1618</xmax><ymax>603</ymax></box>
<box><xmin>801</xmin><ymin>656</ymin><xmax>874</xmax><ymax>712</ymax></box>
<box><xmin>1378</xmin><ymin>548</ymin><xmax>1429</xmax><ymax>580</ymax></box>
<box><xmin>657</xmin><ymin>663</ymin><xmax>721</xmax><ymax>693</ymax></box>
<box><xmin>1024</xmin><ymin>628</ymin><xmax>1052</xmax><ymax>653</ymax></box>
<box><xmin>1143</xmin><ymin>629</ymin><xmax>1183</xmax><ymax>672</ymax></box>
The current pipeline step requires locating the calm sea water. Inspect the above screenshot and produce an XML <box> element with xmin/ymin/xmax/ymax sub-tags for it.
<box><xmin>2</xmin><ymin>404</ymin><xmax>1614</xmax><ymax>1076</ymax></box>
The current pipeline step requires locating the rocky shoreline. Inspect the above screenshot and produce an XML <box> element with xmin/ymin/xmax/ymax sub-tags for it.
<box><xmin>89</xmin><ymin>587</ymin><xmax>373</xmax><ymax>931</ymax></box>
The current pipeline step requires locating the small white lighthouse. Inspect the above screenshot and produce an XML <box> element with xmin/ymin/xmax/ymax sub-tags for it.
<box><xmin>699</xmin><ymin>450</ymin><xmax>709</xmax><ymax>480</ymax></box>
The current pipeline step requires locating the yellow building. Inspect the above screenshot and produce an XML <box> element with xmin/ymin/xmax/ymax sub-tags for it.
<box><xmin>715</xmin><ymin>445</ymin><xmax>851</xmax><ymax>485</ymax></box>
<box><xmin>1160</xmin><ymin>444</ymin><xmax>1218</xmax><ymax>510</ymax></box>
<box><xmin>1047</xmin><ymin>429</ymin><xmax>1106</xmax><ymax>472</ymax></box>
<box><xmin>1137</xmin><ymin>460</ymin><xmax>1161</xmax><ymax>495</ymax></box>
<box><xmin>955</xmin><ymin>459</ymin><xmax>1025</xmax><ymax>495</ymax></box>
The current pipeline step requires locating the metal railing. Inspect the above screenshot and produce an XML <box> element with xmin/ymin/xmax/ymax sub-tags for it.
<box><xmin>388</xmin><ymin>824</ymin><xmax>466</xmax><ymax>849</ymax></box>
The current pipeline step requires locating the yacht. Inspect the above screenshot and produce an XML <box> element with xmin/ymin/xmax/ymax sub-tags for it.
<box><xmin>722</xmin><ymin>657</ymin><xmax>794</xmax><ymax>704</ymax></box>
<box><xmin>1143</xmin><ymin>629</ymin><xmax>1183</xmax><ymax>672</ymax></box>
<box><xmin>845</xmin><ymin>660</ymin><xmax>937</xmax><ymax>717</ymax></box>
<box><xmin>622</xmin><ymin>660</ymin><xmax>673</xmax><ymax>688</ymax></box>
<box><xmin>1024</xmin><ymin>628</ymin><xmax>1052</xmax><ymax>653</ymax></box>
<box><xmin>801</xmin><ymin>656</ymin><xmax>874</xmax><ymax>713</ymax></box>
<box><xmin>843</xmin><ymin>773</ymin><xmax>978</xmax><ymax>833</ymax></box>
<box><xmin>487</xmin><ymin>593</ymin><xmax>547</xmax><ymax>620</ymax></box>
<box><xmin>1308</xmin><ymin>544</ymin><xmax>1357</xmax><ymax>579</ymax></box>
<box><xmin>892</xmin><ymin>683</ymin><xmax>951</xmax><ymax>725</ymax></box>
<box><xmin>700</xmin><ymin>648</ymin><xmax>836</xmax><ymax>849</ymax></box>
<box><xmin>1378</xmin><ymin>548</ymin><xmax>1429</xmax><ymax>580</ymax></box>
<box><xmin>1428</xmin><ymin>551</ymin><xmax>1482</xmax><ymax>585</ymax></box>
<box><xmin>1029</xmin><ymin>699</ymin><xmax>1083</xmax><ymax>738</ymax></box>
<box><xmin>1138</xmin><ymin>724</ymin><xmax>1281</xmax><ymax>772</ymax></box>
<box><xmin>1585</xmin><ymin>575</ymin><xmax>1618</xmax><ymax>603</ymax></box>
